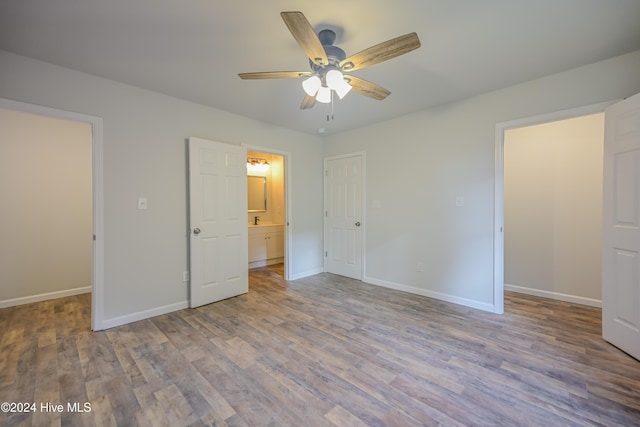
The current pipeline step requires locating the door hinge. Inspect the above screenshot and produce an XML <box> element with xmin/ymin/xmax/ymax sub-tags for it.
<box><xmin>325</xmin><ymin>170</ymin><xmax>328</xmax><ymax>176</ymax></box>
<box><xmin>325</xmin><ymin>251</ymin><xmax>328</xmax><ymax>257</ymax></box>
<box><xmin>93</xmin><ymin>234</ymin><xmax>96</xmax><ymax>241</ymax></box>
<box><xmin>325</xmin><ymin>211</ymin><xmax>328</xmax><ymax>217</ymax></box>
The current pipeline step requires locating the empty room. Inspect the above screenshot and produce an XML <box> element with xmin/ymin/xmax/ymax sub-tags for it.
<box><xmin>1</xmin><ymin>1</ymin><xmax>640</xmax><ymax>425</ymax></box>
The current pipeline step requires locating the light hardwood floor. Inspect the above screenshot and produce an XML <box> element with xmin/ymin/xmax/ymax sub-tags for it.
<box><xmin>1</xmin><ymin>265</ymin><xmax>639</xmax><ymax>426</ymax></box>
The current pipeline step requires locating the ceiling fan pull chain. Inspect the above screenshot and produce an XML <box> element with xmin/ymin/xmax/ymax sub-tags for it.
<box><xmin>329</xmin><ymin>91</ymin><xmax>335</xmax><ymax>121</ymax></box>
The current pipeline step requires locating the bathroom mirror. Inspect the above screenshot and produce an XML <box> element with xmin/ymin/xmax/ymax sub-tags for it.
<box><xmin>248</xmin><ymin>176</ymin><xmax>267</xmax><ymax>212</ymax></box>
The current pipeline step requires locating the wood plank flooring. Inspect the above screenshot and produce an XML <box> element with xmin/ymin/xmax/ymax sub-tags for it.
<box><xmin>1</xmin><ymin>265</ymin><xmax>639</xmax><ymax>426</ymax></box>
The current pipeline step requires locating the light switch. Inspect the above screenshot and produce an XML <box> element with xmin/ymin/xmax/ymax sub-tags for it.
<box><xmin>138</xmin><ymin>197</ymin><xmax>148</xmax><ymax>210</ymax></box>
<box><xmin>372</xmin><ymin>199</ymin><xmax>381</xmax><ymax>209</ymax></box>
<box><xmin>455</xmin><ymin>196</ymin><xmax>464</xmax><ymax>207</ymax></box>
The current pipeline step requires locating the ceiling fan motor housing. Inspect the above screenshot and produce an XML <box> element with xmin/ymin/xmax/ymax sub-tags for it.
<box><xmin>309</xmin><ymin>29</ymin><xmax>346</xmax><ymax>77</ymax></box>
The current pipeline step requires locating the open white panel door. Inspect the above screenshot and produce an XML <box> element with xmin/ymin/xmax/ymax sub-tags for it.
<box><xmin>189</xmin><ymin>137</ymin><xmax>247</xmax><ymax>308</ymax></box>
<box><xmin>602</xmin><ymin>93</ymin><xmax>640</xmax><ymax>360</ymax></box>
<box><xmin>325</xmin><ymin>154</ymin><xmax>363</xmax><ymax>280</ymax></box>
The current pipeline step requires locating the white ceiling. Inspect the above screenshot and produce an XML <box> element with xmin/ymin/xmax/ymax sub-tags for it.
<box><xmin>2</xmin><ymin>0</ymin><xmax>640</xmax><ymax>136</ymax></box>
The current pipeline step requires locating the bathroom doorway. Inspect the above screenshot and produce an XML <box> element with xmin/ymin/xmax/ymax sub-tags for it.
<box><xmin>246</xmin><ymin>149</ymin><xmax>289</xmax><ymax>280</ymax></box>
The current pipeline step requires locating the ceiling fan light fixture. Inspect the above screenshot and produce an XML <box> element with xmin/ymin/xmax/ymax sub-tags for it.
<box><xmin>302</xmin><ymin>75</ymin><xmax>321</xmax><ymax>96</ymax></box>
<box><xmin>334</xmin><ymin>80</ymin><xmax>352</xmax><ymax>99</ymax></box>
<box><xmin>247</xmin><ymin>157</ymin><xmax>270</xmax><ymax>172</ymax></box>
<box><xmin>316</xmin><ymin>86</ymin><xmax>331</xmax><ymax>103</ymax></box>
<box><xmin>325</xmin><ymin>69</ymin><xmax>344</xmax><ymax>90</ymax></box>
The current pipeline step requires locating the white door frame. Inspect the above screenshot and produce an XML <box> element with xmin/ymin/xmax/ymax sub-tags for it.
<box><xmin>323</xmin><ymin>151</ymin><xmax>366</xmax><ymax>279</ymax></box>
<box><xmin>0</xmin><ymin>97</ymin><xmax>104</xmax><ymax>330</ymax></box>
<box><xmin>243</xmin><ymin>144</ymin><xmax>292</xmax><ymax>280</ymax></box>
<box><xmin>493</xmin><ymin>100</ymin><xmax>615</xmax><ymax>314</ymax></box>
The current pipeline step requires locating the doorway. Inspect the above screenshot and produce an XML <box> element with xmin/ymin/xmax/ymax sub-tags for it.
<box><xmin>0</xmin><ymin>98</ymin><xmax>104</xmax><ymax>330</ymax></box>
<box><xmin>494</xmin><ymin>101</ymin><xmax>614</xmax><ymax>314</ymax></box>
<box><xmin>504</xmin><ymin>113</ymin><xmax>604</xmax><ymax>307</ymax></box>
<box><xmin>245</xmin><ymin>148</ymin><xmax>289</xmax><ymax>280</ymax></box>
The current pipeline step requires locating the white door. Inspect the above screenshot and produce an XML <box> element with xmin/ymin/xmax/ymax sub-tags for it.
<box><xmin>325</xmin><ymin>154</ymin><xmax>363</xmax><ymax>280</ymax></box>
<box><xmin>602</xmin><ymin>93</ymin><xmax>640</xmax><ymax>360</ymax></box>
<box><xmin>188</xmin><ymin>137</ymin><xmax>247</xmax><ymax>308</ymax></box>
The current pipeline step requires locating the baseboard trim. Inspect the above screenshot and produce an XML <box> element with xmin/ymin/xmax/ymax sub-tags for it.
<box><xmin>248</xmin><ymin>257</ymin><xmax>284</xmax><ymax>269</ymax></box>
<box><xmin>504</xmin><ymin>284</ymin><xmax>601</xmax><ymax>308</ymax></box>
<box><xmin>288</xmin><ymin>267</ymin><xmax>324</xmax><ymax>281</ymax></box>
<box><xmin>101</xmin><ymin>300</ymin><xmax>189</xmax><ymax>330</ymax></box>
<box><xmin>0</xmin><ymin>286</ymin><xmax>91</xmax><ymax>309</ymax></box>
<box><xmin>363</xmin><ymin>276</ymin><xmax>496</xmax><ymax>313</ymax></box>
<box><xmin>99</xmin><ymin>266</ymin><xmax>324</xmax><ymax>330</ymax></box>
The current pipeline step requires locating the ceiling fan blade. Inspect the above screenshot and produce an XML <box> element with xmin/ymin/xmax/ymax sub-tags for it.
<box><xmin>340</xmin><ymin>32</ymin><xmax>421</xmax><ymax>72</ymax></box>
<box><xmin>345</xmin><ymin>76</ymin><xmax>391</xmax><ymax>101</ymax></box>
<box><xmin>238</xmin><ymin>71</ymin><xmax>312</xmax><ymax>79</ymax></box>
<box><xmin>300</xmin><ymin>94</ymin><xmax>317</xmax><ymax>109</ymax></box>
<box><xmin>281</xmin><ymin>11</ymin><xmax>328</xmax><ymax>66</ymax></box>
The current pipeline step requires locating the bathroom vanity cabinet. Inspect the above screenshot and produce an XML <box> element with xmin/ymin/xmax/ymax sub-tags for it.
<box><xmin>248</xmin><ymin>224</ymin><xmax>284</xmax><ymax>267</ymax></box>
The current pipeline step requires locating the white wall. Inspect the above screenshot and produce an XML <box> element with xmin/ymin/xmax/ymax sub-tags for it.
<box><xmin>0</xmin><ymin>50</ymin><xmax>325</xmax><ymax>327</ymax></box>
<box><xmin>0</xmin><ymin>108</ymin><xmax>92</xmax><ymax>306</ymax></box>
<box><xmin>324</xmin><ymin>50</ymin><xmax>640</xmax><ymax>311</ymax></box>
<box><xmin>270</xmin><ymin>155</ymin><xmax>285</xmax><ymax>226</ymax></box>
<box><xmin>504</xmin><ymin>114</ymin><xmax>604</xmax><ymax>305</ymax></box>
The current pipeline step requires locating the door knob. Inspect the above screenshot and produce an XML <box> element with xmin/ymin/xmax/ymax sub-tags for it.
<box><xmin>193</xmin><ymin>227</ymin><xmax>201</xmax><ymax>235</ymax></box>
<box><xmin>355</xmin><ymin>222</ymin><xmax>361</xmax><ymax>227</ymax></box>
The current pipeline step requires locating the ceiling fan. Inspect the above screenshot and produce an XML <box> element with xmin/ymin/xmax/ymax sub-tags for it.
<box><xmin>239</xmin><ymin>11</ymin><xmax>421</xmax><ymax>110</ymax></box>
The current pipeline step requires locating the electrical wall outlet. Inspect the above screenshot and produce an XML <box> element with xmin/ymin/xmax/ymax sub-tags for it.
<box><xmin>138</xmin><ymin>197</ymin><xmax>148</xmax><ymax>210</ymax></box>
<box><xmin>417</xmin><ymin>262</ymin><xmax>424</xmax><ymax>272</ymax></box>
<box><xmin>183</xmin><ymin>270</ymin><xmax>189</xmax><ymax>282</ymax></box>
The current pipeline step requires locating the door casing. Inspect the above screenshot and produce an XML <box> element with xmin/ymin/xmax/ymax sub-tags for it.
<box><xmin>494</xmin><ymin>100</ymin><xmax>615</xmax><ymax>314</ymax></box>
<box><xmin>243</xmin><ymin>144</ymin><xmax>292</xmax><ymax>281</ymax></box>
<box><xmin>0</xmin><ymin>97</ymin><xmax>105</xmax><ymax>330</ymax></box>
